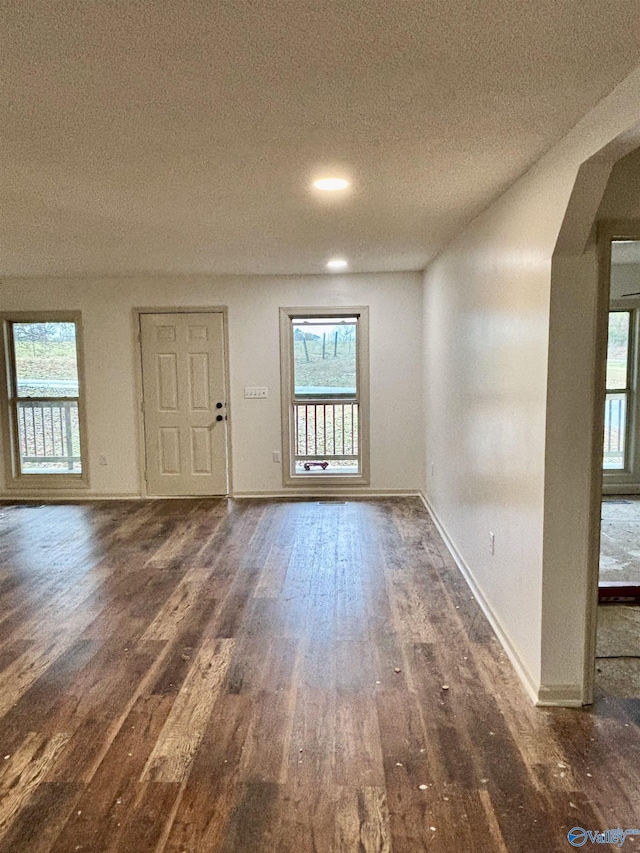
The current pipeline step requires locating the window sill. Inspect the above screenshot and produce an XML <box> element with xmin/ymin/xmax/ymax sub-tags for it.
<box><xmin>5</xmin><ymin>474</ymin><xmax>90</xmax><ymax>491</ymax></box>
<box><xmin>283</xmin><ymin>472</ymin><xmax>369</xmax><ymax>487</ymax></box>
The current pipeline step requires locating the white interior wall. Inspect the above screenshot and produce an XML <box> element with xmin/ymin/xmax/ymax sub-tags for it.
<box><xmin>598</xmin><ymin>147</ymin><xmax>640</xmax><ymax>221</ymax></box>
<box><xmin>422</xmin><ymin>66</ymin><xmax>640</xmax><ymax>705</ymax></box>
<box><xmin>601</xmin><ymin>147</ymin><xmax>640</xmax><ymax>302</ymax></box>
<box><xmin>0</xmin><ymin>272</ymin><xmax>424</xmax><ymax>497</ymax></box>
<box><xmin>423</xmin><ymin>199</ymin><xmax>549</xmax><ymax>701</ymax></box>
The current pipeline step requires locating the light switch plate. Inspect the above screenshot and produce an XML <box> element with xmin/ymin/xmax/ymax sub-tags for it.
<box><xmin>244</xmin><ymin>387</ymin><xmax>268</xmax><ymax>399</ymax></box>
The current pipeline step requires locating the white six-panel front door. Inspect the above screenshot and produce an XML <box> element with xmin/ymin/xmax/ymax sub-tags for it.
<box><xmin>140</xmin><ymin>312</ymin><xmax>228</xmax><ymax>496</ymax></box>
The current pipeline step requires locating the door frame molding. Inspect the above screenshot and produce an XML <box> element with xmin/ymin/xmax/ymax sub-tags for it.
<box><xmin>583</xmin><ymin>220</ymin><xmax>640</xmax><ymax>704</ymax></box>
<box><xmin>602</xmin><ymin>242</ymin><xmax>640</xmax><ymax>493</ymax></box>
<box><xmin>132</xmin><ymin>306</ymin><xmax>232</xmax><ymax>498</ymax></box>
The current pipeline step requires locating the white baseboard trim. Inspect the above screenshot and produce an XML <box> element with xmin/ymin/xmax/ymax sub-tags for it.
<box><xmin>0</xmin><ymin>492</ymin><xmax>142</xmax><ymax>502</ymax></box>
<box><xmin>232</xmin><ymin>489</ymin><xmax>422</xmax><ymax>500</ymax></box>
<box><xmin>0</xmin><ymin>490</ymin><xmax>423</xmax><ymax>503</ymax></box>
<box><xmin>418</xmin><ymin>492</ymin><xmax>548</xmax><ymax>707</ymax></box>
<box><xmin>142</xmin><ymin>494</ymin><xmax>229</xmax><ymax>500</ymax></box>
<box><xmin>536</xmin><ymin>685</ymin><xmax>583</xmax><ymax>707</ymax></box>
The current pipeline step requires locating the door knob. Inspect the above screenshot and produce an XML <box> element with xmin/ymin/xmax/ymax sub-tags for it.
<box><xmin>216</xmin><ymin>402</ymin><xmax>223</xmax><ymax>409</ymax></box>
<box><xmin>216</xmin><ymin>414</ymin><xmax>224</xmax><ymax>422</ymax></box>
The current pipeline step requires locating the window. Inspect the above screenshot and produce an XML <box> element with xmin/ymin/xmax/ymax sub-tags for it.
<box><xmin>604</xmin><ymin>310</ymin><xmax>631</xmax><ymax>471</ymax></box>
<box><xmin>280</xmin><ymin>307</ymin><xmax>369</xmax><ymax>484</ymax></box>
<box><xmin>1</xmin><ymin>314</ymin><xmax>88</xmax><ymax>487</ymax></box>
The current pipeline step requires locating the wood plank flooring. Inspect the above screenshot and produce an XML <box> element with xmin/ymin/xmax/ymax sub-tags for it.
<box><xmin>0</xmin><ymin>497</ymin><xmax>637</xmax><ymax>852</ymax></box>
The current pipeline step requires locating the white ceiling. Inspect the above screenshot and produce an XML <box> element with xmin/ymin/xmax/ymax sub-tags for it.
<box><xmin>2</xmin><ymin>0</ymin><xmax>640</xmax><ymax>277</ymax></box>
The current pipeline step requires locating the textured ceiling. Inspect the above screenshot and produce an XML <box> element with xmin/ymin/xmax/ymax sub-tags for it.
<box><xmin>2</xmin><ymin>0</ymin><xmax>640</xmax><ymax>277</ymax></box>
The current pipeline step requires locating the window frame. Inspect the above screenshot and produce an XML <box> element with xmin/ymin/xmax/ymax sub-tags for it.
<box><xmin>604</xmin><ymin>297</ymin><xmax>640</xmax><ymax>490</ymax></box>
<box><xmin>0</xmin><ymin>311</ymin><xmax>90</xmax><ymax>490</ymax></box>
<box><xmin>603</xmin><ymin>309</ymin><xmax>633</xmax><ymax>472</ymax></box>
<box><xmin>279</xmin><ymin>306</ymin><xmax>370</xmax><ymax>486</ymax></box>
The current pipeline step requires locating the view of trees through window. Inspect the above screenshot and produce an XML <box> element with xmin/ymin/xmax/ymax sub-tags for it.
<box><xmin>13</xmin><ymin>322</ymin><xmax>79</xmax><ymax>396</ymax></box>
<box><xmin>606</xmin><ymin>312</ymin><xmax>630</xmax><ymax>390</ymax></box>
<box><xmin>292</xmin><ymin>318</ymin><xmax>357</xmax><ymax>396</ymax></box>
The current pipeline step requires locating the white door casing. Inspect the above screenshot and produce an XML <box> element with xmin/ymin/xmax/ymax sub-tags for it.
<box><xmin>140</xmin><ymin>312</ymin><xmax>228</xmax><ymax>496</ymax></box>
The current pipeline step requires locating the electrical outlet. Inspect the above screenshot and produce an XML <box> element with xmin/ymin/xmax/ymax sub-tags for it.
<box><xmin>272</xmin><ymin>450</ymin><xmax>281</xmax><ymax>463</ymax></box>
<box><xmin>99</xmin><ymin>454</ymin><xmax>109</xmax><ymax>467</ymax></box>
<box><xmin>489</xmin><ymin>531</ymin><xmax>495</xmax><ymax>555</ymax></box>
<box><xmin>244</xmin><ymin>387</ymin><xmax>268</xmax><ymax>399</ymax></box>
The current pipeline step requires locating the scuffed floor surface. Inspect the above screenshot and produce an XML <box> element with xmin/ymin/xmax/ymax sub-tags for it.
<box><xmin>0</xmin><ymin>498</ymin><xmax>637</xmax><ymax>852</ymax></box>
<box><xmin>600</xmin><ymin>497</ymin><xmax>640</xmax><ymax>585</ymax></box>
<box><xmin>596</xmin><ymin>604</ymin><xmax>640</xmax><ymax>698</ymax></box>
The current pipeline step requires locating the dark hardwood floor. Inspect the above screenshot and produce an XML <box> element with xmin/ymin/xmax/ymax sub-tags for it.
<box><xmin>0</xmin><ymin>497</ymin><xmax>637</xmax><ymax>852</ymax></box>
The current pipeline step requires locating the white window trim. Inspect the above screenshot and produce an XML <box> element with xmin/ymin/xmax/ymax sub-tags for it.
<box><xmin>279</xmin><ymin>306</ymin><xmax>370</xmax><ymax>487</ymax></box>
<box><xmin>602</xmin><ymin>308</ymin><xmax>634</xmax><ymax>480</ymax></box>
<box><xmin>0</xmin><ymin>311</ymin><xmax>90</xmax><ymax>490</ymax></box>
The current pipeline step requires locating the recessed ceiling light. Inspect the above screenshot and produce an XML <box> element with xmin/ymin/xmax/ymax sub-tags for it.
<box><xmin>327</xmin><ymin>258</ymin><xmax>348</xmax><ymax>270</ymax></box>
<box><xmin>313</xmin><ymin>178</ymin><xmax>350</xmax><ymax>191</ymax></box>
